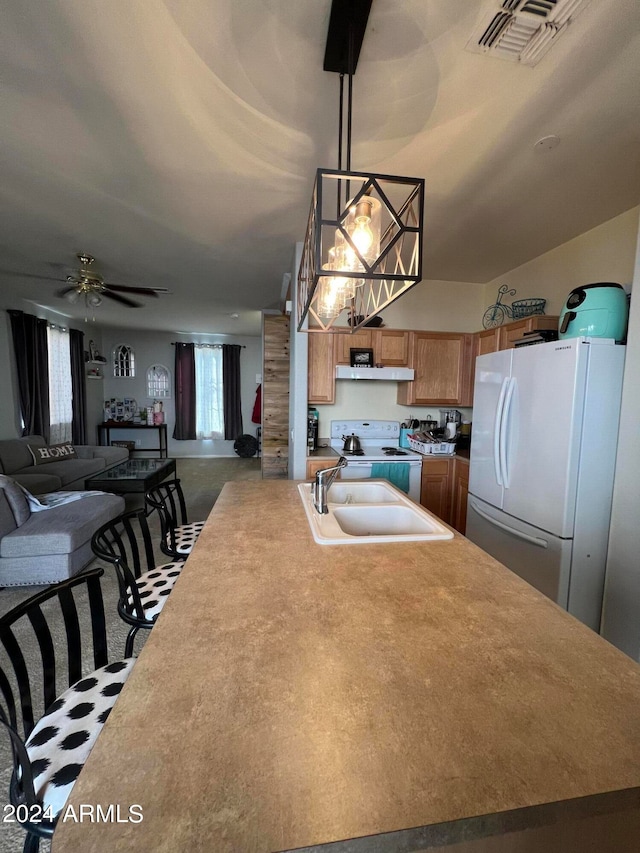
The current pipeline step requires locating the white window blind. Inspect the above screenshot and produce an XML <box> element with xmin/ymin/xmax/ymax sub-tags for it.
<box><xmin>195</xmin><ymin>346</ymin><xmax>224</xmax><ymax>439</ymax></box>
<box><xmin>47</xmin><ymin>325</ymin><xmax>72</xmax><ymax>443</ymax></box>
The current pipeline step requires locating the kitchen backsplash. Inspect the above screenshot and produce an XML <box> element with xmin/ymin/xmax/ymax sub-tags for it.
<box><xmin>314</xmin><ymin>379</ymin><xmax>472</xmax><ymax>437</ymax></box>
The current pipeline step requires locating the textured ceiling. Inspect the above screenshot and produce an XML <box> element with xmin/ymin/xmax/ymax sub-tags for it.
<box><xmin>1</xmin><ymin>0</ymin><xmax>638</xmax><ymax>335</ymax></box>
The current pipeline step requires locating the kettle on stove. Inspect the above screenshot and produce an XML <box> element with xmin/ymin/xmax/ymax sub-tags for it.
<box><xmin>342</xmin><ymin>433</ymin><xmax>362</xmax><ymax>453</ymax></box>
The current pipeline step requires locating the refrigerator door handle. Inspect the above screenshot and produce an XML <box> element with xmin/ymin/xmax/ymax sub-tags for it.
<box><xmin>469</xmin><ymin>498</ymin><xmax>549</xmax><ymax>549</ymax></box>
<box><xmin>500</xmin><ymin>377</ymin><xmax>516</xmax><ymax>489</ymax></box>
<box><xmin>494</xmin><ymin>377</ymin><xmax>510</xmax><ymax>486</ymax></box>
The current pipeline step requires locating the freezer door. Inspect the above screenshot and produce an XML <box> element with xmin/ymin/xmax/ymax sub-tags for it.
<box><xmin>466</xmin><ymin>496</ymin><xmax>573</xmax><ymax>614</ymax></box>
<box><xmin>468</xmin><ymin>349</ymin><xmax>512</xmax><ymax>509</ymax></box>
<box><xmin>501</xmin><ymin>341</ymin><xmax>588</xmax><ymax>537</ymax></box>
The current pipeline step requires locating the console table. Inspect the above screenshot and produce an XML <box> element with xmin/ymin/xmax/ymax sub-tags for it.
<box><xmin>96</xmin><ymin>422</ymin><xmax>168</xmax><ymax>458</ymax></box>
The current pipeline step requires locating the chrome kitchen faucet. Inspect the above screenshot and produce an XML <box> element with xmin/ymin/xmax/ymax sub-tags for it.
<box><xmin>312</xmin><ymin>457</ymin><xmax>348</xmax><ymax>514</ymax></box>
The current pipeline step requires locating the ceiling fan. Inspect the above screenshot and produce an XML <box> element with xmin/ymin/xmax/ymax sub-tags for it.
<box><xmin>5</xmin><ymin>252</ymin><xmax>170</xmax><ymax>308</ymax></box>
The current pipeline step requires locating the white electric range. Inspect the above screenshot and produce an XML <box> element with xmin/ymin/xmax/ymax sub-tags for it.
<box><xmin>329</xmin><ymin>420</ymin><xmax>423</xmax><ymax>502</ymax></box>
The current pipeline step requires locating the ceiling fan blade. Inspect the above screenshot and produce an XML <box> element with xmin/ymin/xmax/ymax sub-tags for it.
<box><xmin>105</xmin><ymin>284</ymin><xmax>159</xmax><ymax>297</ymax></box>
<box><xmin>0</xmin><ymin>269</ymin><xmax>68</xmax><ymax>283</ymax></box>
<box><xmin>102</xmin><ymin>290</ymin><xmax>142</xmax><ymax>308</ymax></box>
<box><xmin>104</xmin><ymin>283</ymin><xmax>169</xmax><ymax>295</ymax></box>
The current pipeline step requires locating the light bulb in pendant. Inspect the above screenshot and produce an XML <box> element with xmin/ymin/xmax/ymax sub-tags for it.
<box><xmin>352</xmin><ymin>199</ymin><xmax>374</xmax><ymax>255</ymax></box>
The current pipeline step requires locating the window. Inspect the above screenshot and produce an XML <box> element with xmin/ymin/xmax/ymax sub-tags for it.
<box><xmin>195</xmin><ymin>346</ymin><xmax>223</xmax><ymax>439</ymax></box>
<box><xmin>47</xmin><ymin>324</ymin><xmax>72</xmax><ymax>443</ymax></box>
<box><xmin>147</xmin><ymin>364</ymin><xmax>171</xmax><ymax>398</ymax></box>
<box><xmin>113</xmin><ymin>344</ymin><xmax>135</xmax><ymax>377</ymax></box>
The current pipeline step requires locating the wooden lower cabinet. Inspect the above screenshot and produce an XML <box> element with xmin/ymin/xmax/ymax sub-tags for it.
<box><xmin>419</xmin><ymin>456</ymin><xmax>469</xmax><ymax>534</ymax></box>
<box><xmin>420</xmin><ymin>458</ymin><xmax>453</xmax><ymax>525</ymax></box>
<box><xmin>306</xmin><ymin>458</ymin><xmax>341</xmax><ymax>482</ymax></box>
<box><xmin>450</xmin><ymin>457</ymin><xmax>470</xmax><ymax>535</ymax></box>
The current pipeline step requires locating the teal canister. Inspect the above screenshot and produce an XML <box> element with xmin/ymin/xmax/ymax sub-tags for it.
<box><xmin>399</xmin><ymin>428</ymin><xmax>412</xmax><ymax>448</ymax></box>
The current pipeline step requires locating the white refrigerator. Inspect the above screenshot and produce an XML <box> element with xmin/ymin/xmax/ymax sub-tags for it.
<box><xmin>466</xmin><ymin>337</ymin><xmax>625</xmax><ymax>631</ymax></box>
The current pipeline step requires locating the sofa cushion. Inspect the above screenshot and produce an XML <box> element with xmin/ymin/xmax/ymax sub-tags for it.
<box><xmin>27</xmin><ymin>442</ymin><xmax>77</xmax><ymax>465</ymax></box>
<box><xmin>0</xmin><ymin>493</ymin><xmax>125</xmax><ymax>558</ymax></box>
<box><xmin>0</xmin><ymin>436</ymin><xmax>46</xmax><ymax>475</ymax></box>
<box><xmin>0</xmin><ymin>492</ymin><xmax>18</xmax><ymax>539</ymax></box>
<box><xmin>94</xmin><ymin>446</ymin><xmax>130</xmax><ymax>466</ymax></box>
<box><xmin>11</xmin><ymin>472</ymin><xmax>64</xmax><ymax>494</ymax></box>
<box><xmin>0</xmin><ymin>474</ymin><xmax>31</xmax><ymax>525</ymax></box>
<box><xmin>25</xmin><ymin>458</ymin><xmax>105</xmax><ymax>487</ymax></box>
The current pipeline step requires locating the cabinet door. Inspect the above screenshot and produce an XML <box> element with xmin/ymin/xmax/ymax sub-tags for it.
<box><xmin>373</xmin><ymin>329</ymin><xmax>409</xmax><ymax>366</ymax></box>
<box><xmin>476</xmin><ymin>328</ymin><xmax>500</xmax><ymax>356</ymax></box>
<box><xmin>450</xmin><ymin>457</ymin><xmax>470</xmax><ymax>534</ymax></box>
<box><xmin>498</xmin><ymin>316</ymin><xmax>559</xmax><ymax>350</ymax></box>
<box><xmin>306</xmin><ymin>458</ymin><xmax>342</xmax><ymax>482</ymax></box>
<box><xmin>397</xmin><ymin>332</ymin><xmax>473</xmax><ymax>406</ymax></box>
<box><xmin>308</xmin><ymin>334</ymin><xmax>335</xmax><ymax>404</ymax></box>
<box><xmin>420</xmin><ymin>458</ymin><xmax>452</xmax><ymax>524</ymax></box>
<box><xmin>335</xmin><ymin>330</ymin><xmax>373</xmax><ymax>364</ymax></box>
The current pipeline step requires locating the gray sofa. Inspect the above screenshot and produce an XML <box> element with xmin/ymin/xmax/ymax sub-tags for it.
<box><xmin>0</xmin><ymin>474</ymin><xmax>125</xmax><ymax>586</ymax></box>
<box><xmin>0</xmin><ymin>435</ymin><xmax>129</xmax><ymax>494</ymax></box>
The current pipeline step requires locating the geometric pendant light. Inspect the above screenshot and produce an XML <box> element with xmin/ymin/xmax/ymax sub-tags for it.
<box><xmin>297</xmin><ymin>0</ymin><xmax>425</xmax><ymax>333</ymax></box>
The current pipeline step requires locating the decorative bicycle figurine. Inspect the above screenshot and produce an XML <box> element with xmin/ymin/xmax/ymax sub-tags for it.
<box><xmin>482</xmin><ymin>285</ymin><xmax>546</xmax><ymax>329</ymax></box>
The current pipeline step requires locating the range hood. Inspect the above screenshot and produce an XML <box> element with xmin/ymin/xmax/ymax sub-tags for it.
<box><xmin>335</xmin><ymin>366</ymin><xmax>415</xmax><ymax>381</ymax></box>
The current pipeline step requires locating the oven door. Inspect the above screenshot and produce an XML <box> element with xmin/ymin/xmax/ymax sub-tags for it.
<box><xmin>340</xmin><ymin>459</ymin><xmax>422</xmax><ymax>503</ymax></box>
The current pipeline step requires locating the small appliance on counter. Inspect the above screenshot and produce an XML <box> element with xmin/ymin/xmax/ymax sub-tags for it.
<box><xmin>558</xmin><ymin>282</ymin><xmax>629</xmax><ymax>343</ymax></box>
<box><xmin>307</xmin><ymin>407</ymin><xmax>319</xmax><ymax>452</ymax></box>
<box><xmin>439</xmin><ymin>409</ymin><xmax>462</xmax><ymax>440</ymax></box>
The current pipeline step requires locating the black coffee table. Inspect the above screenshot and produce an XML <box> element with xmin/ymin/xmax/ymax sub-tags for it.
<box><xmin>85</xmin><ymin>458</ymin><xmax>176</xmax><ymax>494</ymax></box>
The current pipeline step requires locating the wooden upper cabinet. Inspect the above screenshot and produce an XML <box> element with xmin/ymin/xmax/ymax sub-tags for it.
<box><xmin>397</xmin><ymin>331</ymin><xmax>474</xmax><ymax>407</ymax></box>
<box><xmin>308</xmin><ymin>333</ymin><xmax>335</xmax><ymax>404</ymax></box>
<box><xmin>374</xmin><ymin>329</ymin><xmax>409</xmax><ymax>366</ymax></box>
<box><xmin>335</xmin><ymin>330</ymin><xmax>373</xmax><ymax>364</ymax></box>
<box><xmin>498</xmin><ymin>315</ymin><xmax>559</xmax><ymax>350</ymax></box>
<box><xmin>476</xmin><ymin>327</ymin><xmax>501</xmax><ymax>357</ymax></box>
<box><xmin>334</xmin><ymin>328</ymin><xmax>409</xmax><ymax>366</ymax></box>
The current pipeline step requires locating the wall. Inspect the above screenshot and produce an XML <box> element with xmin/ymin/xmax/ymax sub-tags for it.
<box><xmin>100</xmin><ymin>327</ymin><xmax>261</xmax><ymax>457</ymax></box>
<box><xmin>482</xmin><ymin>206</ymin><xmax>639</xmax><ymax>310</ymax></box>
<box><xmin>600</xmin><ymin>220</ymin><xmax>640</xmax><ymax>658</ymax></box>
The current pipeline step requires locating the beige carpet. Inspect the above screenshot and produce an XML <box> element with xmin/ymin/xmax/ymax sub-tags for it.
<box><xmin>0</xmin><ymin>457</ymin><xmax>260</xmax><ymax>853</ymax></box>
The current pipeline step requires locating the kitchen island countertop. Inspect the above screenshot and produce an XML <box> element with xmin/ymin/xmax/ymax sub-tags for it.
<box><xmin>54</xmin><ymin>480</ymin><xmax>640</xmax><ymax>852</ymax></box>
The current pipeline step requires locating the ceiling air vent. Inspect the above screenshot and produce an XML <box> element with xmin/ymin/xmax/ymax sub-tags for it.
<box><xmin>465</xmin><ymin>0</ymin><xmax>590</xmax><ymax>65</ymax></box>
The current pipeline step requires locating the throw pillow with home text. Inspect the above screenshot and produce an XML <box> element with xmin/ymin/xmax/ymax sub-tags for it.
<box><xmin>27</xmin><ymin>443</ymin><xmax>78</xmax><ymax>465</ymax></box>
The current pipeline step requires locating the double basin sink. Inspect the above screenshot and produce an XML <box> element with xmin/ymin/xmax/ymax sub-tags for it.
<box><xmin>298</xmin><ymin>480</ymin><xmax>454</xmax><ymax>545</ymax></box>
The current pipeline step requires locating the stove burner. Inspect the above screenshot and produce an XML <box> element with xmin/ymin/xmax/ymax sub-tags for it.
<box><xmin>381</xmin><ymin>447</ymin><xmax>409</xmax><ymax>456</ymax></box>
<box><xmin>342</xmin><ymin>449</ymin><xmax>365</xmax><ymax>456</ymax></box>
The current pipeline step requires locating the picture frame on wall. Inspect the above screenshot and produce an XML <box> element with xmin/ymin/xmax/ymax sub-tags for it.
<box><xmin>350</xmin><ymin>348</ymin><xmax>374</xmax><ymax>368</ymax></box>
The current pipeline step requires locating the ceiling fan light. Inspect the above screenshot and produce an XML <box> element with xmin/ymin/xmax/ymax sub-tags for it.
<box><xmin>86</xmin><ymin>292</ymin><xmax>102</xmax><ymax>307</ymax></box>
<box><xmin>65</xmin><ymin>289</ymin><xmax>80</xmax><ymax>304</ymax></box>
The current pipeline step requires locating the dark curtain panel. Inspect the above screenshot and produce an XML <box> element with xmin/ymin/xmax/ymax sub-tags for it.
<box><xmin>173</xmin><ymin>342</ymin><xmax>196</xmax><ymax>440</ymax></box>
<box><xmin>69</xmin><ymin>328</ymin><xmax>87</xmax><ymax>444</ymax></box>
<box><xmin>8</xmin><ymin>309</ymin><xmax>50</xmax><ymax>439</ymax></box>
<box><xmin>222</xmin><ymin>344</ymin><xmax>243</xmax><ymax>440</ymax></box>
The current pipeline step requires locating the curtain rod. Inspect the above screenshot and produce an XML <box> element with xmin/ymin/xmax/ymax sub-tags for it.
<box><xmin>171</xmin><ymin>342</ymin><xmax>246</xmax><ymax>348</ymax></box>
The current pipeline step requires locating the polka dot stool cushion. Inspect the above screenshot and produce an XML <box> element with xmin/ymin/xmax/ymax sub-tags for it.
<box><xmin>126</xmin><ymin>561</ymin><xmax>183</xmax><ymax>620</ymax></box>
<box><xmin>166</xmin><ymin>521</ymin><xmax>205</xmax><ymax>556</ymax></box>
<box><xmin>25</xmin><ymin>658</ymin><xmax>136</xmax><ymax>819</ymax></box>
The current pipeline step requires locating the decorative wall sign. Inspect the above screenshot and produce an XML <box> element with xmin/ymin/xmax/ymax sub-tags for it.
<box><xmin>350</xmin><ymin>347</ymin><xmax>374</xmax><ymax>367</ymax></box>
